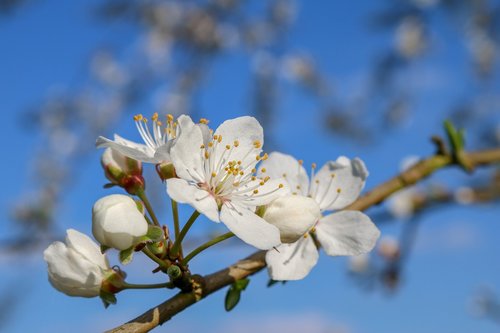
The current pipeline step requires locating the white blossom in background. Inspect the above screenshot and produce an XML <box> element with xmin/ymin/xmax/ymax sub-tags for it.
<box><xmin>454</xmin><ymin>186</ymin><xmax>475</xmax><ymax>205</ymax></box>
<box><xmin>387</xmin><ymin>155</ymin><xmax>421</xmax><ymax>220</ymax></box>
<box><xmin>43</xmin><ymin>229</ymin><xmax>111</xmax><ymax>297</ymax></box>
<box><xmin>92</xmin><ymin>194</ymin><xmax>149</xmax><ymax>250</ymax></box>
<box><xmin>377</xmin><ymin>236</ymin><xmax>400</xmax><ymax>261</ymax></box>
<box><xmin>96</xmin><ymin>113</ymin><xmax>201</xmax><ymax>164</ymax></box>
<box><xmin>260</xmin><ymin>152</ymin><xmax>380</xmax><ymax>280</ymax></box>
<box><xmin>348</xmin><ymin>253</ymin><xmax>370</xmax><ymax>274</ymax></box>
<box><xmin>395</xmin><ymin>16</ymin><xmax>426</xmax><ymax>58</ymax></box>
<box><xmin>167</xmin><ymin>116</ymin><xmax>287</xmax><ymax>250</ymax></box>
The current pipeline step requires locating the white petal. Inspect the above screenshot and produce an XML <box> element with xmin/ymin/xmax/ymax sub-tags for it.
<box><xmin>213</xmin><ymin>116</ymin><xmax>263</xmax><ymax>167</ymax></box>
<box><xmin>310</xmin><ymin>157</ymin><xmax>368</xmax><ymax>211</ymax></box>
<box><xmin>315</xmin><ymin>211</ymin><xmax>380</xmax><ymax>256</ymax></box>
<box><xmin>96</xmin><ymin>135</ymin><xmax>158</xmax><ymax>163</ymax></box>
<box><xmin>265</xmin><ymin>236</ymin><xmax>319</xmax><ymax>281</ymax></box>
<box><xmin>170</xmin><ymin>117</ymin><xmax>205</xmax><ymax>182</ymax></box>
<box><xmin>65</xmin><ymin>229</ymin><xmax>109</xmax><ymax>270</ymax></box>
<box><xmin>220</xmin><ymin>203</ymin><xmax>280</xmax><ymax>250</ymax></box>
<box><xmin>263</xmin><ymin>195</ymin><xmax>321</xmax><ymax>243</ymax></box>
<box><xmin>258</xmin><ymin>152</ymin><xmax>309</xmax><ymax>196</ymax></box>
<box><xmin>44</xmin><ymin>242</ymin><xmax>103</xmax><ymax>297</ymax></box>
<box><xmin>166</xmin><ymin>178</ymin><xmax>220</xmax><ymax>222</ymax></box>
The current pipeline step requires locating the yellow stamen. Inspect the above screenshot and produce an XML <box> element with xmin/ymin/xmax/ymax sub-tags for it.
<box><xmin>152</xmin><ymin>113</ymin><xmax>158</xmax><ymax>121</ymax></box>
<box><xmin>133</xmin><ymin>114</ymin><xmax>143</xmax><ymax>121</ymax></box>
<box><xmin>199</xmin><ymin>118</ymin><xmax>209</xmax><ymax>124</ymax></box>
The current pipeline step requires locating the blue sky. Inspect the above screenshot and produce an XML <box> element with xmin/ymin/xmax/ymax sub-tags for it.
<box><xmin>1</xmin><ymin>1</ymin><xmax>500</xmax><ymax>332</ymax></box>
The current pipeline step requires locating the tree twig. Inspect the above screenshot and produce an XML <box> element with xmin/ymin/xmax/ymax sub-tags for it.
<box><xmin>107</xmin><ymin>147</ymin><xmax>500</xmax><ymax>333</ymax></box>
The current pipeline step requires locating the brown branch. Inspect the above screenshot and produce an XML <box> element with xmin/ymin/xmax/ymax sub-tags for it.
<box><xmin>107</xmin><ymin>147</ymin><xmax>500</xmax><ymax>333</ymax></box>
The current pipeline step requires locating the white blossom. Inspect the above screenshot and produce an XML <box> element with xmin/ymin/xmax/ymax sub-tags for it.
<box><xmin>96</xmin><ymin>113</ymin><xmax>203</xmax><ymax>164</ymax></box>
<box><xmin>43</xmin><ymin>229</ymin><xmax>110</xmax><ymax>297</ymax></box>
<box><xmin>92</xmin><ymin>194</ymin><xmax>149</xmax><ymax>250</ymax></box>
<box><xmin>260</xmin><ymin>152</ymin><xmax>380</xmax><ymax>281</ymax></box>
<box><xmin>166</xmin><ymin>116</ymin><xmax>287</xmax><ymax>250</ymax></box>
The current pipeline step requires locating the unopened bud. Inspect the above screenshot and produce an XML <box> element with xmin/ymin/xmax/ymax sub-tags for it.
<box><xmin>167</xmin><ymin>265</ymin><xmax>182</xmax><ymax>280</ymax></box>
<box><xmin>101</xmin><ymin>148</ymin><xmax>145</xmax><ymax>195</ymax></box>
<box><xmin>156</xmin><ymin>162</ymin><xmax>177</xmax><ymax>180</ymax></box>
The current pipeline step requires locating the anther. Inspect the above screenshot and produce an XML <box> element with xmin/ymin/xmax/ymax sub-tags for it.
<box><xmin>234</xmin><ymin>140</ymin><xmax>239</xmax><ymax>147</ymax></box>
<box><xmin>199</xmin><ymin>118</ymin><xmax>209</xmax><ymax>124</ymax></box>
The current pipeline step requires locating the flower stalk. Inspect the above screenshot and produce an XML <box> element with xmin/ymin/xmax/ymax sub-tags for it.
<box><xmin>182</xmin><ymin>232</ymin><xmax>234</xmax><ymax>265</ymax></box>
<box><xmin>169</xmin><ymin>211</ymin><xmax>200</xmax><ymax>259</ymax></box>
<box><xmin>137</xmin><ymin>189</ymin><xmax>161</xmax><ymax>227</ymax></box>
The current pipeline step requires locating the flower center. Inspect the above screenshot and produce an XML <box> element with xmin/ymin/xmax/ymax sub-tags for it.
<box><xmin>196</xmin><ymin>133</ymin><xmax>283</xmax><ymax>203</ymax></box>
<box><xmin>133</xmin><ymin>113</ymin><xmax>177</xmax><ymax>150</ymax></box>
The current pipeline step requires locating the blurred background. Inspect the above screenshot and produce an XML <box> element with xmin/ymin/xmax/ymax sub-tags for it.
<box><xmin>1</xmin><ymin>0</ymin><xmax>500</xmax><ymax>332</ymax></box>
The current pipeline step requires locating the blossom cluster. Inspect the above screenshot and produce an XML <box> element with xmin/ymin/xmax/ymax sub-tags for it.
<box><xmin>43</xmin><ymin>114</ymin><xmax>380</xmax><ymax>304</ymax></box>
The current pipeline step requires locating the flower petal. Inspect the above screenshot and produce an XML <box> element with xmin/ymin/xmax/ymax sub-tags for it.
<box><xmin>166</xmin><ymin>178</ymin><xmax>220</xmax><ymax>222</ymax></box>
<box><xmin>96</xmin><ymin>134</ymin><xmax>158</xmax><ymax>163</ymax></box>
<box><xmin>315</xmin><ymin>211</ymin><xmax>380</xmax><ymax>256</ymax></box>
<box><xmin>258</xmin><ymin>152</ymin><xmax>309</xmax><ymax>196</ymax></box>
<box><xmin>310</xmin><ymin>156</ymin><xmax>368</xmax><ymax>211</ymax></box>
<box><xmin>263</xmin><ymin>195</ymin><xmax>320</xmax><ymax>243</ymax></box>
<box><xmin>220</xmin><ymin>203</ymin><xmax>280</xmax><ymax>250</ymax></box>
<box><xmin>265</xmin><ymin>236</ymin><xmax>319</xmax><ymax>281</ymax></box>
<box><xmin>170</xmin><ymin>117</ymin><xmax>205</xmax><ymax>183</ymax></box>
<box><xmin>213</xmin><ymin>116</ymin><xmax>263</xmax><ymax>168</ymax></box>
<box><xmin>65</xmin><ymin>229</ymin><xmax>109</xmax><ymax>270</ymax></box>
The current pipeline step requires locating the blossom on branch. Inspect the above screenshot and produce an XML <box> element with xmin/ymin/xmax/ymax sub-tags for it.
<box><xmin>167</xmin><ymin>116</ymin><xmax>287</xmax><ymax>250</ymax></box>
<box><xmin>43</xmin><ymin>229</ymin><xmax>111</xmax><ymax>297</ymax></box>
<box><xmin>260</xmin><ymin>152</ymin><xmax>380</xmax><ymax>280</ymax></box>
<box><xmin>96</xmin><ymin>113</ymin><xmax>202</xmax><ymax>164</ymax></box>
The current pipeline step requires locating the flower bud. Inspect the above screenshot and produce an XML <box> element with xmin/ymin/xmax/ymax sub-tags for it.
<box><xmin>43</xmin><ymin>229</ymin><xmax>112</xmax><ymax>297</ymax></box>
<box><xmin>101</xmin><ymin>148</ymin><xmax>145</xmax><ymax>195</ymax></box>
<box><xmin>92</xmin><ymin>194</ymin><xmax>149</xmax><ymax>250</ymax></box>
<box><xmin>263</xmin><ymin>195</ymin><xmax>321</xmax><ymax>243</ymax></box>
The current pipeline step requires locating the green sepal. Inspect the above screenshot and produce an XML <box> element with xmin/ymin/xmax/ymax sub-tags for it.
<box><xmin>100</xmin><ymin>245</ymin><xmax>111</xmax><ymax>254</ymax></box>
<box><xmin>100</xmin><ymin>290</ymin><xmax>117</xmax><ymax>309</ymax></box>
<box><xmin>119</xmin><ymin>247</ymin><xmax>134</xmax><ymax>265</ymax></box>
<box><xmin>146</xmin><ymin>225</ymin><xmax>164</xmax><ymax>242</ymax></box>
<box><xmin>267</xmin><ymin>279</ymin><xmax>286</xmax><ymax>287</ymax></box>
<box><xmin>225</xmin><ymin>278</ymin><xmax>250</xmax><ymax>312</ymax></box>
<box><xmin>103</xmin><ymin>183</ymin><xmax>117</xmax><ymax>189</ymax></box>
